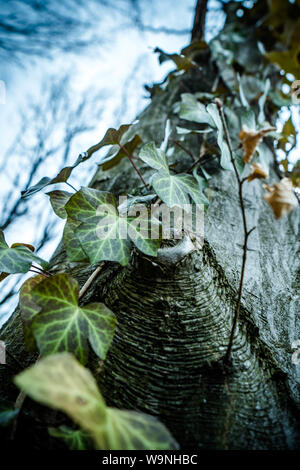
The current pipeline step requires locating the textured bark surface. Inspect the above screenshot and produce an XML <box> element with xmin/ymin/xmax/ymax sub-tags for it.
<box><xmin>0</xmin><ymin>68</ymin><xmax>299</xmax><ymax>449</ymax></box>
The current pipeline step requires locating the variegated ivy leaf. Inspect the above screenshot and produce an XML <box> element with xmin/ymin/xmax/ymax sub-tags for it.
<box><xmin>21</xmin><ymin>125</ymin><xmax>131</xmax><ymax>198</ymax></box>
<box><xmin>49</xmin><ymin>426</ymin><xmax>93</xmax><ymax>450</ymax></box>
<box><xmin>152</xmin><ymin>172</ymin><xmax>209</xmax><ymax>210</ymax></box>
<box><xmin>15</xmin><ymin>353</ymin><xmax>178</xmax><ymax>450</ymax></box>
<box><xmin>139</xmin><ymin>144</ymin><xmax>208</xmax><ymax>210</ymax></box>
<box><xmin>179</xmin><ymin>93</ymin><xmax>215</xmax><ymax>127</ymax></box>
<box><xmin>29</xmin><ymin>273</ymin><xmax>116</xmax><ymax>364</ymax></box>
<box><xmin>65</xmin><ymin>187</ymin><xmax>160</xmax><ymax>266</ymax></box>
<box><xmin>206</xmin><ymin>103</ymin><xmax>232</xmax><ymax>170</ymax></box>
<box><xmin>178</xmin><ymin>96</ymin><xmax>232</xmax><ymax>171</ymax></box>
<box><xmin>21</xmin><ymin>154</ymin><xmax>83</xmax><ymax>199</ymax></box>
<box><xmin>19</xmin><ymin>274</ymin><xmax>44</xmax><ymax>351</ymax></box>
<box><xmin>104</xmin><ymin>408</ymin><xmax>178</xmax><ymax>450</ymax></box>
<box><xmin>66</xmin><ymin>189</ymin><xmax>129</xmax><ymax>266</ymax></box>
<box><xmin>47</xmin><ymin>190</ymin><xmax>73</xmax><ymax>219</ymax></box>
<box><xmin>63</xmin><ymin>218</ymin><xmax>89</xmax><ymax>263</ymax></box>
<box><xmin>0</xmin><ymin>230</ymin><xmax>48</xmax><ymax>274</ymax></box>
<box><xmin>139</xmin><ymin>142</ymin><xmax>169</xmax><ymax>173</ymax></box>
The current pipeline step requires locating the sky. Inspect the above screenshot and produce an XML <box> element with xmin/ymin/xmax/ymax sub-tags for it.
<box><xmin>0</xmin><ymin>0</ymin><xmax>227</xmax><ymax>325</ymax></box>
<box><xmin>0</xmin><ymin>0</ymin><xmax>298</xmax><ymax>326</ymax></box>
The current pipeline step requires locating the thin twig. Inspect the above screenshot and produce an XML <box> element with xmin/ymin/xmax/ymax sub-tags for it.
<box><xmin>215</xmin><ymin>99</ymin><xmax>256</xmax><ymax>364</ymax></box>
<box><xmin>119</xmin><ymin>144</ymin><xmax>148</xmax><ymax>189</ymax></box>
<box><xmin>10</xmin><ymin>263</ymin><xmax>105</xmax><ymax>440</ymax></box>
<box><xmin>172</xmin><ymin>140</ymin><xmax>196</xmax><ymax>161</ymax></box>
<box><xmin>186</xmin><ymin>153</ymin><xmax>214</xmax><ymax>173</ymax></box>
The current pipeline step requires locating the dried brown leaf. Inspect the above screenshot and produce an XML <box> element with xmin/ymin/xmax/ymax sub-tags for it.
<box><xmin>248</xmin><ymin>162</ymin><xmax>269</xmax><ymax>182</ymax></box>
<box><xmin>263</xmin><ymin>177</ymin><xmax>298</xmax><ymax>219</ymax></box>
<box><xmin>240</xmin><ymin>125</ymin><xmax>275</xmax><ymax>163</ymax></box>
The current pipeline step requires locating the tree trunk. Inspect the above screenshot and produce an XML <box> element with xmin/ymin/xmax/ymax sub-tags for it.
<box><xmin>1</xmin><ymin>4</ymin><xmax>299</xmax><ymax>451</ymax></box>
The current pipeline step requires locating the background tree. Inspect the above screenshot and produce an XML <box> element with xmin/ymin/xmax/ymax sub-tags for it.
<box><xmin>0</xmin><ymin>0</ymin><xmax>299</xmax><ymax>450</ymax></box>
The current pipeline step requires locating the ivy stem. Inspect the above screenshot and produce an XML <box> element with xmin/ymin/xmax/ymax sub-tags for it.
<box><xmin>186</xmin><ymin>152</ymin><xmax>215</xmax><ymax>173</ymax></box>
<box><xmin>65</xmin><ymin>181</ymin><xmax>78</xmax><ymax>192</ymax></box>
<box><xmin>31</xmin><ymin>265</ymin><xmax>52</xmax><ymax>276</ymax></box>
<box><xmin>10</xmin><ymin>263</ymin><xmax>105</xmax><ymax>440</ymax></box>
<box><xmin>172</xmin><ymin>140</ymin><xmax>196</xmax><ymax>161</ymax></box>
<box><xmin>215</xmin><ymin>98</ymin><xmax>256</xmax><ymax>364</ymax></box>
<box><xmin>119</xmin><ymin>144</ymin><xmax>148</xmax><ymax>189</ymax></box>
<box><xmin>79</xmin><ymin>263</ymin><xmax>105</xmax><ymax>299</ymax></box>
<box><xmin>29</xmin><ymin>269</ymin><xmax>48</xmax><ymax>278</ymax></box>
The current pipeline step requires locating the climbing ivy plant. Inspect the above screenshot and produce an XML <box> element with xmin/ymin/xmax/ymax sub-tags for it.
<box><xmin>0</xmin><ymin>0</ymin><xmax>299</xmax><ymax>451</ymax></box>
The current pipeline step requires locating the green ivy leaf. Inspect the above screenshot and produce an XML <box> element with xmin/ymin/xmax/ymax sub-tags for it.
<box><xmin>15</xmin><ymin>353</ymin><xmax>178</xmax><ymax>450</ymax></box>
<box><xmin>0</xmin><ymin>231</ymin><xmax>47</xmax><ymax>274</ymax></box>
<box><xmin>21</xmin><ymin>154</ymin><xmax>83</xmax><ymax>198</ymax></box>
<box><xmin>65</xmin><ymin>189</ymin><xmax>130</xmax><ymax>266</ymax></box>
<box><xmin>139</xmin><ymin>145</ymin><xmax>208</xmax><ymax>209</ymax></box>
<box><xmin>139</xmin><ymin>142</ymin><xmax>169</xmax><ymax>173</ymax></box>
<box><xmin>47</xmin><ymin>190</ymin><xmax>73</xmax><ymax>219</ymax></box>
<box><xmin>104</xmin><ymin>408</ymin><xmax>178</xmax><ymax>450</ymax></box>
<box><xmin>177</xmin><ymin>97</ymin><xmax>232</xmax><ymax>171</ymax></box>
<box><xmin>21</xmin><ymin>176</ymin><xmax>54</xmax><ymax>198</ymax></box>
<box><xmin>63</xmin><ymin>218</ymin><xmax>89</xmax><ymax>263</ymax></box>
<box><xmin>21</xmin><ymin>125</ymin><xmax>131</xmax><ymax>198</ymax></box>
<box><xmin>206</xmin><ymin>103</ymin><xmax>232</xmax><ymax>170</ymax></box>
<box><xmin>152</xmin><ymin>172</ymin><xmax>208</xmax><ymax>209</ymax></box>
<box><xmin>29</xmin><ymin>273</ymin><xmax>116</xmax><ymax>364</ymax></box>
<box><xmin>49</xmin><ymin>426</ymin><xmax>93</xmax><ymax>450</ymax></box>
<box><xmin>15</xmin><ymin>352</ymin><xmax>106</xmax><ymax>437</ymax></box>
<box><xmin>65</xmin><ymin>187</ymin><xmax>160</xmax><ymax>266</ymax></box>
<box><xmin>19</xmin><ymin>274</ymin><xmax>44</xmax><ymax>351</ymax></box>
<box><xmin>179</xmin><ymin>94</ymin><xmax>215</xmax><ymax>127</ymax></box>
